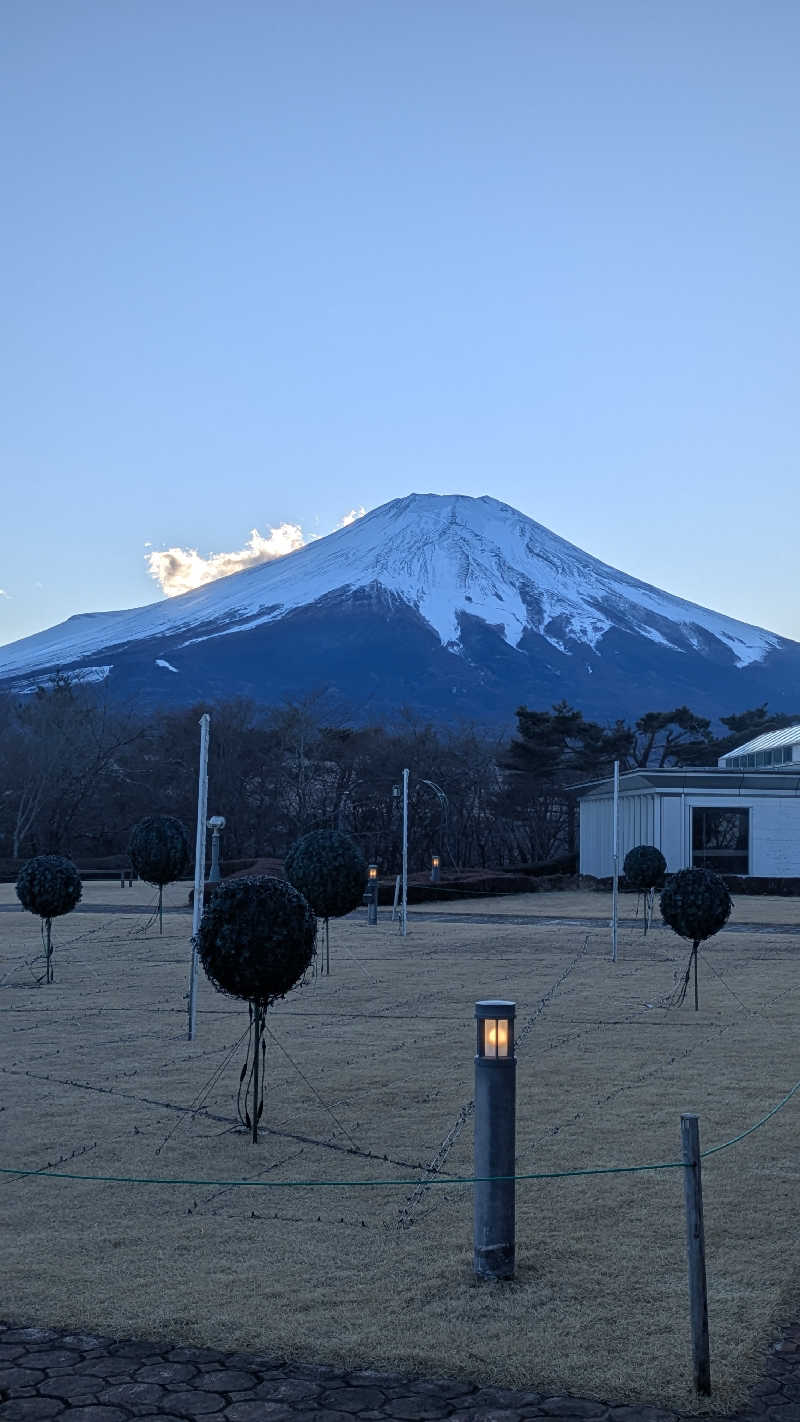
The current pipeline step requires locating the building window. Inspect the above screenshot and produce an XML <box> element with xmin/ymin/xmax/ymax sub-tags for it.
<box><xmin>692</xmin><ymin>808</ymin><xmax>749</xmax><ymax>875</ymax></box>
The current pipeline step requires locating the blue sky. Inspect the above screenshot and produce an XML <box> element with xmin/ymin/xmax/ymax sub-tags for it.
<box><xmin>2</xmin><ymin>1</ymin><xmax>799</xmax><ymax>646</ymax></box>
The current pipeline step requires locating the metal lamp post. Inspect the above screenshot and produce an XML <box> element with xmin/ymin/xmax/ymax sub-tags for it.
<box><xmin>368</xmin><ymin>863</ymin><xmax>379</xmax><ymax>925</ymax></box>
<box><xmin>207</xmin><ymin>815</ymin><xmax>226</xmax><ymax>885</ymax></box>
<box><xmin>474</xmin><ymin>998</ymin><xmax>516</xmax><ymax>1280</ymax></box>
<box><xmin>431</xmin><ymin>854</ymin><xmax>440</xmax><ymax>883</ymax></box>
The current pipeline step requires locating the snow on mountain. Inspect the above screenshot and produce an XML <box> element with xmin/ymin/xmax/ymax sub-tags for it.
<box><xmin>0</xmin><ymin>493</ymin><xmax>786</xmax><ymax>682</ymax></box>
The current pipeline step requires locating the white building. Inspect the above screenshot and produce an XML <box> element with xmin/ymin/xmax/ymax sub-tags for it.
<box><xmin>578</xmin><ymin>725</ymin><xmax>800</xmax><ymax>879</ymax></box>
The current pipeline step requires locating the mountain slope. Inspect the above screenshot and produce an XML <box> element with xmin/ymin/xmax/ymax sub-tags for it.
<box><xmin>1</xmin><ymin>493</ymin><xmax>798</xmax><ymax>723</ymax></box>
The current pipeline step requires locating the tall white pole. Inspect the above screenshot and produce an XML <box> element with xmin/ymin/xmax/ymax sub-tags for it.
<box><xmin>188</xmin><ymin>712</ymin><xmax>210</xmax><ymax>1039</ymax></box>
<box><xmin>401</xmin><ymin>767</ymin><xmax>409</xmax><ymax>937</ymax></box>
<box><xmin>611</xmin><ymin>758</ymin><xmax>619</xmax><ymax>962</ymax></box>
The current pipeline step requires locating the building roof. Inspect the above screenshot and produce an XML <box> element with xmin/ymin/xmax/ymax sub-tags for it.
<box><xmin>574</xmin><ymin>766</ymin><xmax>800</xmax><ymax>798</ymax></box>
<box><xmin>718</xmin><ymin>723</ymin><xmax>800</xmax><ymax>761</ymax></box>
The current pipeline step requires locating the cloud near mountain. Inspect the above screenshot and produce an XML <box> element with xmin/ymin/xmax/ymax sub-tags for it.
<box><xmin>145</xmin><ymin>507</ymin><xmax>366</xmax><ymax>596</ymax></box>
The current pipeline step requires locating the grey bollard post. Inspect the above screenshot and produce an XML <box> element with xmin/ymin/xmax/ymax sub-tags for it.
<box><xmin>474</xmin><ymin>999</ymin><xmax>516</xmax><ymax>1280</ymax></box>
<box><xmin>681</xmin><ymin>1112</ymin><xmax>711</xmax><ymax>1395</ymax></box>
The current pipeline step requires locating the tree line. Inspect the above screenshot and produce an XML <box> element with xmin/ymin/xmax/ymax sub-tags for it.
<box><xmin>1</xmin><ymin>676</ymin><xmax>795</xmax><ymax>871</ymax></box>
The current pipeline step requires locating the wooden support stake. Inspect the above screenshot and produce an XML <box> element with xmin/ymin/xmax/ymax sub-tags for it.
<box><xmin>681</xmin><ymin>1112</ymin><xmax>711</xmax><ymax>1395</ymax></box>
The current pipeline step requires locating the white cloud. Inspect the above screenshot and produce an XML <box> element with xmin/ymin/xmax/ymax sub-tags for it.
<box><xmin>0</xmin><ymin>588</ymin><xmax>9</xmax><ymax>598</ymax></box>
<box><xmin>336</xmin><ymin>506</ymin><xmax>367</xmax><ymax>528</ymax></box>
<box><xmin>146</xmin><ymin>507</ymin><xmax>366</xmax><ymax>597</ymax></box>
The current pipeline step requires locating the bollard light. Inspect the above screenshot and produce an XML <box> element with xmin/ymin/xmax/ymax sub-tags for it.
<box><xmin>368</xmin><ymin>863</ymin><xmax>379</xmax><ymax>925</ymax></box>
<box><xmin>431</xmin><ymin>854</ymin><xmax>441</xmax><ymax>884</ymax></box>
<box><xmin>473</xmin><ymin>998</ymin><xmax>516</xmax><ymax>1281</ymax></box>
<box><xmin>478</xmin><ymin>1012</ymin><xmax>513</xmax><ymax>1058</ymax></box>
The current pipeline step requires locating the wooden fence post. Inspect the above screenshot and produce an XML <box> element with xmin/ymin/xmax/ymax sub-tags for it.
<box><xmin>681</xmin><ymin>1112</ymin><xmax>711</xmax><ymax>1395</ymax></box>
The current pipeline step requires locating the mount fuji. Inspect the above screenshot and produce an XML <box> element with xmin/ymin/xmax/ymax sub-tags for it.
<box><xmin>1</xmin><ymin>493</ymin><xmax>798</xmax><ymax>724</ymax></box>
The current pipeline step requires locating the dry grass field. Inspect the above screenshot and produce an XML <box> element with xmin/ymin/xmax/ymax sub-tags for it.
<box><xmin>1</xmin><ymin>881</ymin><xmax>799</xmax><ymax>1412</ymax></box>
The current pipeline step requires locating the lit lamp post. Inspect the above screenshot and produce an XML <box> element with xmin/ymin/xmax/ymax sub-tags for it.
<box><xmin>474</xmin><ymin>998</ymin><xmax>516</xmax><ymax>1281</ymax></box>
<box><xmin>431</xmin><ymin>854</ymin><xmax>441</xmax><ymax>884</ymax></box>
<box><xmin>368</xmin><ymin>863</ymin><xmax>379</xmax><ymax>925</ymax></box>
<box><xmin>207</xmin><ymin>815</ymin><xmax>226</xmax><ymax>885</ymax></box>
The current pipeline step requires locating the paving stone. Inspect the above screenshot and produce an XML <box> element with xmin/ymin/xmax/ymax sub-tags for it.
<box><xmin>74</xmin><ymin>1359</ymin><xmax>137</xmax><ymax>1379</ymax></box>
<box><xmin>0</xmin><ymin>1399</ymin><xmax>66</xmax><ymax>1420</ymax></box>
<box><xmin>194</xmin><ymin>1371</ymin><xmax>260</xmax><ymax>1393</ymax></box>
<box><xmin>135</xmin><ymin>1363</ymin><xmax>198</xmax><ymax>1385</ymax></box>
<box><xmin>0</xmin><ymin>1372</ymin><xmax>45</xmax><ymax>1392</ymax></box>
<box><xmin>217</xmin><ymin>1356</ymin><xmax>284</xmax><ymax>1374</ymax></box>
<box><xmin>223</xmin><ymin>1404</ymin><xmax>295</xmax><ymax>1422</ymax></box>
<box><xmin>167</xmin><ymin>1389</ymin><xmax>228</xmax><ymax>1415</ymax></box>
<box><xmin>470</xmin><ymin>1388</ymin><xmax>536</xmax><ymax>1410</ymax></box>
<box><xmin>608</xmin><ymin>1409</ymin><xmax>675</xmax><ymax>1422</ymax></box>
<box><xmin>381</xmin><ymin>1396</ymin><xmax>453</xmax><ymax>1419</ymax></box>
<box><xmin>253</xmin><ymin>1379</ymin><xmax>322</xmax><ymax>1405</ymax></box>
<box><xmin>55</xmin><ymin>1335</ymin><xmax>112</xmax><ymax>1352</ymax></box>
<box><xmin>447</xmin><ymin>1410</ymin><xmax>524</xmax><ymax>1422</ymax></box>
<box><xmin>541</xmin><ymin>1402</ymin><xmax>609</xmax><ymax>1419</ymax></box>
<box><xmin>289</xmin><ymin>1364</ymin><xmax>341</xmax><ymax>1382</ymax></box>
<box><xmin>61</xmin><ymin>1409</ymin><xmax>130</xmax><ymax>1422</ymax></box>
<box><xmin>124</xmin><ymin>1416</ymin><xmax>187</xmax><ymax>1422</ymax></box>
<box><xmin>13</xmin><ymin>1353</ymin><xmax>77</xmax><ymax>1371</ymax></box>
<box><xmin>290</xmin><ymin>1413</ymin><xmax>359</xmax><ymax>1422</ymax></box>
<box><xmin>0</xmin><ymin>1351</ymin><xmax>25</xmax><ymax>1366</ymax></box>
<box><xmin>167</xmin><ymin>1350</ymin><xmax>226</xmax><ymax>1366</ymax></box>
<box><xmin>315</xmin><ymin>1387</ymin><xmax>388</xmax><ymax>1412</ymax></box>
<box><xmin>108</xmin><ymin>1336</ymin><xmax>161</xmax><ymax>1359</ymax></box>
<box><xmin>98</xmin><ymin>1383</ymin><xmax>166</xmax><ymax>1408</ymax></box>
<box><xmin>344</xmin><ymin>1371</ymin><xmax>413</xmax><ymax>1388</ymax></box>
<box><xmin>37</xmin><ymin>1377</ymin><xmax>102</xmax><ymax>1402</ymax></box>
<box><xmin>413</xmin><ymin>1378</ymin><xmax>476</xmax><ymax>1398</ymax></box>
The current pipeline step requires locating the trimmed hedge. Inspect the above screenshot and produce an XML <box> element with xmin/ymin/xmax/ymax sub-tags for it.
<box><xmin>197</xmin><ymin>874</ymin><xmax>317</xmax><ymax>1006</ymax></box>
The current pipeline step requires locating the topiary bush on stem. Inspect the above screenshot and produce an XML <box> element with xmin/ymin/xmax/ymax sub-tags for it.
<box><xmin>129</xmin><ymin>815</ymin><xmax>189</xmax><ymax>933</ymax></box>
<box><xmin>196</xmin><ymin>875</ymin><xmax>317</xmax><ymax>1142</ymax></box>
<box><xmin>284</xmin><ymin>829</ymin><xmax>367</xmax><ymax>976</ymax></box>
<box><xmin>16</xmin><ymin>855</ymin><xmax>82</xmax><ymax>984</ymax></box>
<box><xmin>623</xmin><ymin>844</ymin><xmax>667</xmax><ymax>934</ymax></box>
<box><xmin>660</xmin><ymin>867</ymin><xmax>732</xmax><ymax>1010</ymax></box>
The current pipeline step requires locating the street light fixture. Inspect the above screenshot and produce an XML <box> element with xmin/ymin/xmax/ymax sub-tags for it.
<box><xmin>431</xmin><ymin>854</ymin><xmax>440</xmax><ymax>884</ymax></box>
<box><xmin>207</xmin><ymin>815</ymin><xmax>226</xmax><ymax>885</ymax></box>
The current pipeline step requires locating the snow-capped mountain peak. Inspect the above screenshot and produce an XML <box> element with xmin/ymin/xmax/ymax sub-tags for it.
<box><xmin>0</xmin><ymin>493</ymin><xmax>795</xmax><ymax>723</ymax></box>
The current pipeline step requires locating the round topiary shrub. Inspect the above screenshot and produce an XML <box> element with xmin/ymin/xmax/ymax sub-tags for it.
<box><xmin>129</xmin><ymin>815</ymin><xmax>189</xmax><ymax>933</ymax></box>
<box><xmin>284</xmin><ymin>829</ymin><xmax>367</xmax><ymax>976</ymax></box>
<box><xmin>16</xmin><ymin>854</ymin><xmax>82</xmax><ymax>984</ymax></box>
<box><xmin>624</xmin><ymin>844</ymin><xmax>667</xmax><ymax>935</ymax></box>
<box><xmin>623</xmin><ymin>845</ymin><xmax>667</xmax><ymax>890</ymax></box>
<box><xmin>660</xmin><ymin>867</ymin><xmax>732</xmax><ymax>1010</ymax></box>
<box><xmin>196</xmin><ymin>875</ymin><xmax>317</xmax><ymax>1141</ymax></box>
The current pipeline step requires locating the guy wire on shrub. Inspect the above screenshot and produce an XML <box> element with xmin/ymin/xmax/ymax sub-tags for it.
<box><xmin>623</xmin><ymin>844</ymin><xmax>667</xmax><ymax>934</ymax></box>
<box><xmin>284</xmin><ymin>829</ymin><xmax>367</xmax><ymax>976</ymax></box>
<box><xmin>128</xmin><ymin>815</ymin><xmax>189</xmax><ymax>934</ymax></box>
<box><xmin>16</xmin><ymin>855</ymin><xmax>82</xmax><ymax>984</ymax></box>
<box><xmin>196</xmin><ymin>875</ymin><xmax>317</xmax><ymax>1143</ymax></box>
<box><xmin>660</xmin><ymin>867</ymin><xmax>732</xmax><ymax>1010</ymax></box>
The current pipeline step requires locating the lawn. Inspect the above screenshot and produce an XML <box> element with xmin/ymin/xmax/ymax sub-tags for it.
<box><xmin>1</xmin><ymin>881</ymin><xmax>799</xmax><ymax>1412</ymax></box>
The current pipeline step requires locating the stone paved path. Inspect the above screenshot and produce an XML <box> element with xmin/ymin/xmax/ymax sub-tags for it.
<box><xmin>2</xmin><ymin>1319</ymin><xmax>800</xmax><ymax>1422</ymax></box>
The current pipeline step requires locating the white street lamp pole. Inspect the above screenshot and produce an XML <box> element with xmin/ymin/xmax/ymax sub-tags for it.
<box><xmin>188</xmin><ymin>712</ymin><xmax>210</xmax><ymax>1040</ymax></box>
<box><xmin>611</xmin><ymin>759</ymin><xmax>620</xmax><ymax>963</ymax></box>
<box><xmin>401</xmin><ymin>767</ymin><xmax>409</xmax><ymax>937</ymax></box>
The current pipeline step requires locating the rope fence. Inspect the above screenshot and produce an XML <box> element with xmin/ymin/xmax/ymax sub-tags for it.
<box><xmin>2</xmin><ymin>1072</ymin><xmax>798</xmax><ymax>1189</ymax></box>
